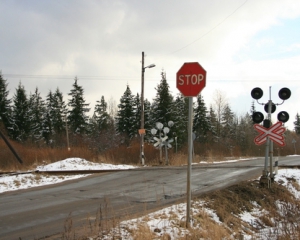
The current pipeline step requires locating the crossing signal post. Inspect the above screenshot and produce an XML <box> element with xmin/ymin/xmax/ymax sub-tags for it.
<box><xmin>251</xmin><ymin>86</ymin><xmax>291</xmax><ymax>187</ymax></box>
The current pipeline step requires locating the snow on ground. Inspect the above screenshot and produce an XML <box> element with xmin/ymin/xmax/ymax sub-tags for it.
<box><xmin>1</xmin><ymin>157</ymin><xmax>300</xmax><ymax>239</ymax></box>
<box><xmin>36</xmin><ymin>158</ymin><xmax>137</xmax><ymax>171</ymax></box>
<box><xmin>0</xmin><ymin>158</ymin><xmax>136</xmax><ymax>193</ymax></box>
<box><xmin>103</xmin><ymin>168</ymin><xmax>300</xmax><ymax>240</ymax></box>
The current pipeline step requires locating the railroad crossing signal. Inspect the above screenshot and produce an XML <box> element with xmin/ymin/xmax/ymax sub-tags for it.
<box><xmin>254</xmin><ymin>121</ymin><xmax>286</xmax><ymax>147</ymax></box>
<box><xmin>251</xmin><ymin>86</ymin><xmax>291</xmax><ymax>186</ymax></box>
<box><xmin>153</xmin><ymin>136</ymin><xmax>168</xmax><ymax>147</ymax></box>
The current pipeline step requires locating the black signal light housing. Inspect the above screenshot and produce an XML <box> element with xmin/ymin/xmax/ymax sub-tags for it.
<box><xmin>278</xmin><ymin>88</ymin><xmax>291</xmax><ymax>101</ymax></box>
<box><xmin>277</xmin><ymin>111</ymin><xmax>289</xmax><ymax>123</ymax></box>
<box><xmin>264</xmin><ymin>103</ymin><xmax>276</xmax><ymax>113</ymax></box>
<box><xmin>251</xmin><ymin>87</ymin><xmax>263</xmax><ymax>100</ymax></box>
<box><xmin>252</xmin><ymin>112</ymin><xmax>264</xmax><ymax>124</ymax></box>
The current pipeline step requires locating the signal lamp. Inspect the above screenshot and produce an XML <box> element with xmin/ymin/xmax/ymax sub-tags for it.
<box><xmin>277</xmin><ymin>111</ymin><xmax>289</xmax><ymax>123</ymax></box>
<box><xmin>251</xmin><ymin>87</ymin><xmax>263</xmax><ymax>100</ymax></box>
<box><xmin>278</xmin><ymin>88</ymin><xmax>291</xmax><ymax>101</ymax></box>
<box><xmin>264</xmin><ymin>103</ymin><xmax>276</xmax><ymax>113</ymax></box>
<box><xmin>252</xmin><ymin>112</ymin><xmax>264</xmax><ymax>123</ymax></box>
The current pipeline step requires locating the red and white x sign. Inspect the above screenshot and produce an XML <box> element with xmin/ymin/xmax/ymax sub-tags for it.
<box><xmin>254</xmin><ymin>121</ymin><xmax>286</xmax><ymax>147</ymax></box>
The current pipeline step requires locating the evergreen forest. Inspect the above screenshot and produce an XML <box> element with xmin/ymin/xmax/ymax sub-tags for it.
<box><xmin>0</xmin><ymin>71</ymin><xmax>299</xmax><ymax>169</ymax></box>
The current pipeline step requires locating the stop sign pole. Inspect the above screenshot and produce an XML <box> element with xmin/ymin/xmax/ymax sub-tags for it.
<box><xmin>176</xmin><ymin>62</ymin><xmax>206</xmax><ymax>227</ymax></box>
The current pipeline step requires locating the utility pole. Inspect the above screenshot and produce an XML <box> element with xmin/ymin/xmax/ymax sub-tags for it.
<box><xmin>140</xmin><ymin>52</ymin><xmax>155</xmax><ymax>165</ymax></box>
<box><xmin>140</xmin><ymin>52</ymin><xmax>145</xmax><ymax>165</ymax></box>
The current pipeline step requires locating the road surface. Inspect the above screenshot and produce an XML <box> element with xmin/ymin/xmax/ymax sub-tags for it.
<box><xmin>0</xmin><ymin>156</ymin><xmax>299</xmax><ymax>239</ymax></box>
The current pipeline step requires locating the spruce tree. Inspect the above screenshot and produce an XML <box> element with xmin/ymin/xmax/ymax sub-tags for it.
<box><xmin>151</xmin><ymin>71</ymin><xmax>173</xmax><ymax>126</ymax></box>
<box><xmin>294</xmin><ymin>113</ymin><xmax>300</xmax><ymax>134</ymax></box>
<box><xmin>0</xmin><ymin>72</ymin><xmax>11</xmax><ymax>132</ymax></box>
<box><xmin>171</xmin><ymin>94</ymin><xmax>188</xmax><ymax>146</ymax></box>
<box><xmin>67</xmin><ymin>77</ymin><xmax>90</xmax><ymax>134</ymax></box>
<box><xmin>237</xmin><ymin>113</ymin><xmax>255</xmax><ymax>155</ymax></box>
<box><xmin>133</xmin><ymin>93</ymin><xmax>141</xmax><ymax>134</ymax></box>
<box><xmin>221</xmin><ymin>104</ymin><xmax>235</xmax><ymax>137</ymax></box>
<box><xmin>28</xmin><ymin>87</ymin><xmax>45</xmax><ymax>144</ymax></box>
<box><xmin>93</xmin><ymin>96</ymin><xmax>111</xmax><ymax>131</ymax></box>
<box><xmin>221</xmin><ymin>104</ymin><xmax>235</xmax><ymax>153</ymax></box>
<box><xmin>10</xmin><ymin>82</ymin><xmax>30</xmax><ymax>142</ymax></box>
<box><xmin>43</xmin><ymin>88</ymin><xmax>67</xmax><ymax>145</ymax></box>
<box><xmin>115</xmin><ymin>85</ymin><xmax>136</xmax><ymax>141</ymax></box>
<box><xmin>207</xmin><ymin>106</ymin><xmax>218</xmax><ymax>143</ymax></box>
<box><xmin>43</xmin><ymin>90</ymin><xmax>54</xmax><ymax>145</ymax></box>
<box><xmin>52</xmin><ymin>88</ymin><xmax>67</xmax><ymax>135</ymax></box>
<box><xmin>144</xmin><ymin>99</ymin><xmax>152</xmax><ymax>134</ymax></box>
<box><xmin>193</xmin><ymin>94</ymin><xmax>210</xmax><ymax>143</ymax></box>
<box><xmin>89</xmin><ymin>96</ymin><xmax>115</xmax><ymax>152</ymax></box>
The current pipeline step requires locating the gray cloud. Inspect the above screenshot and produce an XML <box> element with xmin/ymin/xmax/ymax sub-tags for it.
<box><xmin>1</xmin><ymin>0</ymin><xmax>300</xmax><ymax>130</ymax></box>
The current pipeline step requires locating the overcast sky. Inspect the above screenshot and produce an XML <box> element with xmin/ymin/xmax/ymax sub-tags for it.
<box><xmin>1</xmin><ymin>0</ymin><xmax>300</xmax><ymax>132</ymax></box>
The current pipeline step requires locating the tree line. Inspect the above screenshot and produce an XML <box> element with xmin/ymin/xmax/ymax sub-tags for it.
<box><xmin>0</xmin><ymin>71</ymin><xmax>298</xmax><ymax>158</ymax></box>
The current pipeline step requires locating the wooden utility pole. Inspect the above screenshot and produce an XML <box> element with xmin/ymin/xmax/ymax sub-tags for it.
<box><xmin>140</xmin><ymin>52</ymin><xmax>145</xmax><ymax>165</ymax></box>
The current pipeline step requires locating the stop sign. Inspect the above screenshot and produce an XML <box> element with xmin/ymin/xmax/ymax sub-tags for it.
<box><xmin>176</xmin><ymin>62</ymin><xmax>206</xmax><ymax>97</ymax></box>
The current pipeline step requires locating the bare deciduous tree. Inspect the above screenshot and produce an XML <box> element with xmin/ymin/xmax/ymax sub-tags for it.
<box><xmin>213</xmin><ymin>90</ymin><xmax>228</xmax><ymax>139</ymax></box>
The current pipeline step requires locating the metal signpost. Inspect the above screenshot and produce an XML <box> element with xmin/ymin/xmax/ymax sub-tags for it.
<box><xmin>176</xmin><ymin>62</ymin><xmax>206</xmax><ymax>227</ymax></box>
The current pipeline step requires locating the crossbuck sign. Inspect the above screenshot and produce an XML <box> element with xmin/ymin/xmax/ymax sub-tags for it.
<box><xmin>254</xmin><ymin>121</ymin><xmax>286</xmax><ymax>147</ymax></box>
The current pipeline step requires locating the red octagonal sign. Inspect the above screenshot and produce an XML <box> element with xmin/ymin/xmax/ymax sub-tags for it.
<box><xmin>176</xmin><ymin>62</ymin><xmax>206</xmax><ymax>97</ymax></box>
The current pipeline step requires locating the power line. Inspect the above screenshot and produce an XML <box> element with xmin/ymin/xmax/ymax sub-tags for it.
<box><xmin>3</xmin><ymin>74</ymin><xmax>300</xmax><ymax>83</ymax></box>
<box><xmin>169</xmin><ymin>0</ymin><xmax>248</xmax><ymax>54</ymax></box>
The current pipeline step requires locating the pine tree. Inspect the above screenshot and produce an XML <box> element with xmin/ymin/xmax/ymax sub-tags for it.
<box><xmin>67</xmin><ymin>77</ymin><xmax>90</xmax><ymax>134</ymax></box>
<box><xmin>193</xmin><ymin>94</ymin><xmax>210</xmax><ymax>143</ymax></box>
<box><xmin>0</xmin><ymin>72</ymin><xmax>11</xmax><ymax>132</ymax></box>
<box><xmin>294</xmin><ymin>113</ymin><xmax>300</xmax><ymax>134</ymax></box>
<box><xmin>28</xmin><ymin>87</ymin><xmax>45</xmax><ymax>144</ymax></box>
<box><xmin>115</xmin><ymin>85</ymin><xmax>136</xmax><ymax>141</ymax></box>
<box><xmin>10</xmin><ymin>82</ymin><xmax>30</xmax><ymax>142</ymax></box>
<box><xmin>151</xmin><ymin>71</ymin><xmax>173</xmax><ymax>126</ymax></box>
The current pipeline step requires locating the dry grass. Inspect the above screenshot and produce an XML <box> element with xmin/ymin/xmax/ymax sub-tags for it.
<box><xmin>51</xmin><ymin>177</ymin><xmax>300</xmax><ymax>240</ymax></box>
<box><xmin>0</xmin><ymin>139</ymin><xmax>98</xmax><ymax>170</ymax></box>
<box><xmin>1</xmin><ymin>135</ymin><xmax>236</xmax><ymax>171</ymax></box>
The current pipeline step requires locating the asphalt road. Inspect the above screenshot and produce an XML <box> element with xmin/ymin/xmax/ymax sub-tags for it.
<box><xmin>1</xmin><ymin>156</ymin><xmax>299</xmax><ymax>239</ymax></box>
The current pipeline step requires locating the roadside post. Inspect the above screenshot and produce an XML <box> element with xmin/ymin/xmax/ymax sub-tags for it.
<box><xmin>176</xmin><ymin>62</ymin><xmax>206</xmax><ymax>227</ymax></box>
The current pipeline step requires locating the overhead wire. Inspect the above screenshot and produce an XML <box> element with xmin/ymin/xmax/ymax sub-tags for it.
<box><xmin>3</xmin><ymin>73</ymin><xmax>300</xmax><ymax>84</ymax></box>
<box><xmin>169</xmin><ymin>0</ymin><xmax>248</xmax><ymax>55</ymax></box>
